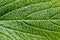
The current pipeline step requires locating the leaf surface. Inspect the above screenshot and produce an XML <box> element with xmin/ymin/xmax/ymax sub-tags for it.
<box><xmin>0</xmin><ymin>0</ymin><xmax>60</xmax><ymax>40</ymax></box>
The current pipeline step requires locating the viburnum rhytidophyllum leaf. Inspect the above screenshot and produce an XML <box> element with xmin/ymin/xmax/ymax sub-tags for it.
<box><xmin>0</xmin><ymin>0</ymin><xmax>60</xmax><ymax>40</ymax></box>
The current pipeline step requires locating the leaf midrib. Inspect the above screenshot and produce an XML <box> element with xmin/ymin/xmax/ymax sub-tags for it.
<box><xmin>0</xmin><ymin>20</ymin><xmax>60</xmax><ymax>21</ymax></box>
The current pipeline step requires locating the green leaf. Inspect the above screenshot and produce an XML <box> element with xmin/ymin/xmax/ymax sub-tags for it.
<box><xmin>0</xmin><ymin>0</ymin><xmax>60</xmax><ymax>40</ymax></box>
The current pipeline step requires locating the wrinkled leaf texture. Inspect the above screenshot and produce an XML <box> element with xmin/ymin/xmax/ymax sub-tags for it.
<box><xmin>0</xmin><ymin>0</ymin><xmax>60</xmax><ymax>40</ymax></box>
